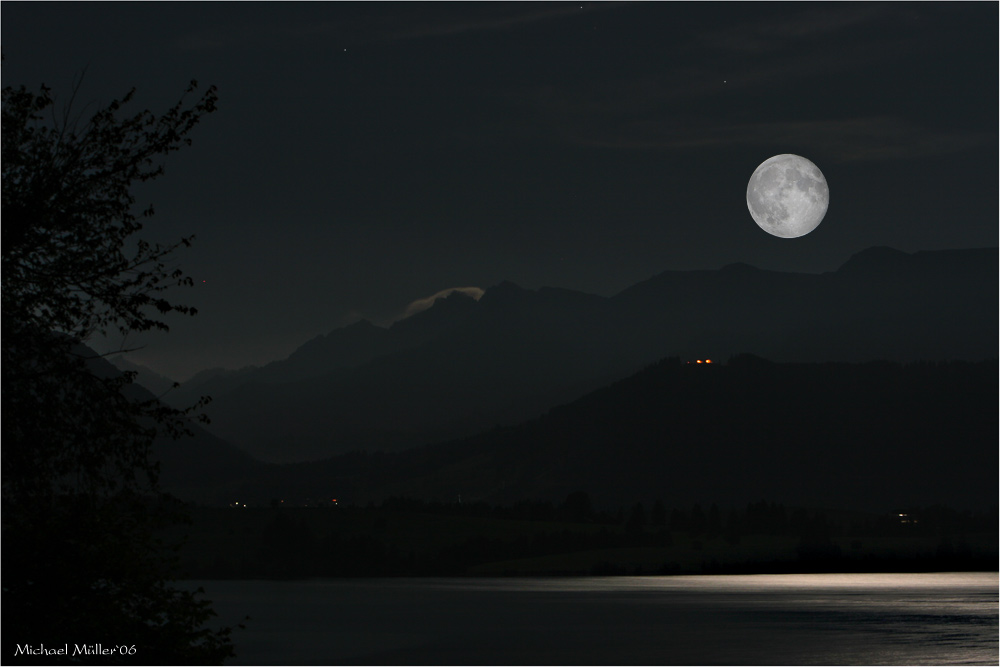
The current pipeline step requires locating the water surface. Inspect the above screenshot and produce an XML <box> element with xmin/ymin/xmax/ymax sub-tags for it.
<box><xmin>193</xmin><ymin>572</ymin><xmax>998</xmax><ymax>665</ymax></box>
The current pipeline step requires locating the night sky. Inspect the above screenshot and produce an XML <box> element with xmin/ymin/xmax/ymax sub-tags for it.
<box><xmin>3</xmin><ymin>2</ymin><xmax>996</xmax><ymax>380</ymax></box>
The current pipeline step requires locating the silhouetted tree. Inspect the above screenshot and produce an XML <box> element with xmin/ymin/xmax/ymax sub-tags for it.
<box><xmin>707</xmin><ymin>503</ymin><xmax>722</xmax><ymax>539</ymax></box>
<box><xmin>626</xmin><ymin>502</ymin><xmax>647</xmax><ymax>535</ymax></box>
<box><xmin>689</xmin><ymin>503</ymin><xmax>707</xmax><ymax>537</ymax></box>
<box><xmin>669</xmin><ymin>507</ymin><xmax>688</xmax><ymax>532</ymax></box>
<box><xmin>559</xmin><ymin>490</ymin><xmax>595</xmax><ymax>523</ymax></box>
<box><xmin>745</xmin><ymin>500</ymin><xmax>788</xmax><ymax>535</ymax></box>
<box><xmin>650</xmin><ymin>499</ymin><xmax>667</xmax><ymax>528</ymax></box>
<box><xmin>725</xmin><ymin>508</ymin><xmax>743</xmax><ymax>545</ymax></box>
<box><xmin>2</xmin><ymin>76</ymin><xmax>235</xmax><ymax>662</ymax></box>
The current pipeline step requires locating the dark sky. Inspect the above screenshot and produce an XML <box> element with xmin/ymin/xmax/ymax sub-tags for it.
<box><xmin>3</xmin><ymin>2</ymin><xmax>996</xmax><ymax>380</ymax></box>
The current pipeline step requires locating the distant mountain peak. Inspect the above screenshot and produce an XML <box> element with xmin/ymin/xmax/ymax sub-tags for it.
<box><xmin>109</xmin><ymin>356</ymin><xmax>178</xmax><ymax>395</ymax></box>
<box><xmin>854</xmin><ymin>245</ymin><xmax>906</xmax><ymax>257</ymax></box>
<box><xmin>404</xmin><ymin>287</ymin><xmax>480</xmax><ymax>320</ymax></box>
<box><xmin>478</xmin><ymin>280</ymin><xmax>528</xmax><ymax>307</ymax></box>
<box><xmin>289</xmin><ymin>318</ymin><xmax>386</xmax><ymax>360</ymax></box>
<box><xmin>347</xmin><ymin>318</ymin><xmax>378</xmax><ymax>329</ymax></box>
<box><xmin>838</xmin><ymin>246</ymin><xmax>910</xmax><ymax>273</ymax></box>
<box><xmin>439</xmin><ymin>289</ymin><xmax>479</xmax><ymax>304</ymax></box>
<box><xmin>489</xmin><ymin>280</ymin><xmax>525</xmax><ymax>293</ymax></box>
<box><xmin>399</xmin><ymin>288</ymin><xmax>480</xmax><ymax>320</ymax></box>
<box><xmin>180</xmin><ymin>246</ymin><xmax>994</xmax><ymax>467</ymax></box>
<box><xmin>720</xmin><ymin>261</ymin><xmax>760</xmax><ymax>273</ymax></box>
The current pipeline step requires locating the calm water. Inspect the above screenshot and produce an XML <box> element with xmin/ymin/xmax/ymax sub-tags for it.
<box><xmin>191</xmin><ymin>572</ymin><xmax>998</xmax><ymax>665</ymax></box>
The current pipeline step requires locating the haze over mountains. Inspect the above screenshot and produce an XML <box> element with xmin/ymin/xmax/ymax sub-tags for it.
<box><xmin>147</xmin><ymin>246</ymin><xmax>996</xmax><ymax>465</ymax></box>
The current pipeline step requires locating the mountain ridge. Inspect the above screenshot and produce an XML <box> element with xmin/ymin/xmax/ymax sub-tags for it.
<box><xmin>158</xmin><ymin>246</ymin><xmax>996</xmax><ymax>463</ymax></box>
<box><xmin>222</xmin><ymin>355</ymin><xmax>998</xmax><ymax>513</ymax></box>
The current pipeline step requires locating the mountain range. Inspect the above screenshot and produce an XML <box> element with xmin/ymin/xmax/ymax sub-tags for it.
<box><xmin>82</xmin><ymin>351</ymin><xmax>264</xmax><ymax>505</ymax></box>
<box><xmin>226</xmin><ymin>355</ymin><xmax>998</xmax><ymax>512</ymax></box>
<box><xmin>150</xmin><ymin>246</ymin><xmax>996</xmax><ymax>465</ymax></box>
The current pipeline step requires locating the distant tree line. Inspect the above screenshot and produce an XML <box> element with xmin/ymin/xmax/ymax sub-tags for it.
<box><xmin>368</xmin><ymin>494</ymin><xmax>996</xmax><ymax>540</ymax></box>
<box><xmin>175</xmin><ymin>493</ymin><xmax>997</xmax><ymax>579</ymax></box>
<box><xmin>229</xmin><ymin>355</ymin><xmax>997</xmax><ymax>513</ymax></box>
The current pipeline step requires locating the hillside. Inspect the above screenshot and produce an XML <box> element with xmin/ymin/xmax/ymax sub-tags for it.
<box><xmin>167</xmin><ymin>246</ymin><xmax>996</xmax><ymax>463</ymax></box>
<box><xmin>85</xmin><ymin>349</ymin><xmax>266</xmax><ymax>505</ymax></box>
<box><xmin>219</xmin><ymin>356</ymin><xmax>997</xmax><ymax>513</ymax></box>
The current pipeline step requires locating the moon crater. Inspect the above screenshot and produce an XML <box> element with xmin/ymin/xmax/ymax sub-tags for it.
<box><xmin>747</xmin><ymin>154</ymin><xmax>829</xmax><ymax>238</ymax></box>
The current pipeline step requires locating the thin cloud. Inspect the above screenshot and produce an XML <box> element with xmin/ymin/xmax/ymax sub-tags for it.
<box><xmin>399</xmin><ymin>286</ymin><xmax>484</xmax><ymax>321</ymax></box>
<box><xmin>507</xmin><ymin>26</ymin><xmax>923</xmax><ymax>121</ymax></box>
<box><xmin>495</xmin><ymin>5</ymin><xmax>986</xmax><ymax>164</ymax></box>
<box><xmin>690</xmin><ymin>5</ymin><xmax>897</xmax><ymax>54</ymax></box>
<box><xmin>380</xmin><ymin>3</ymin><xmax>625</xmax><ymax>41</ymax></box>
<box><xmin>174</xmin><ymin>3</ymin><xmax>626</xmax><ymax>52</ymax></box>
<box><xmin>564</xmin><ymin>116</ymin><xmax>996</xmax><ymax>163</ymax></box>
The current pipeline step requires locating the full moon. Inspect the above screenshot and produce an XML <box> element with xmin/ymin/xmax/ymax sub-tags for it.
<box><xmin>746</xmin><ymin>154</ymin><xmax>829</xmax><ymax>238</ymax></box>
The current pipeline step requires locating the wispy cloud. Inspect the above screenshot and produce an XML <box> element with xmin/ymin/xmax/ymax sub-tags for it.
<box><xmin>399</xmin><ymin>286</ymin><xmax>484</xmax><ymax>321</ymax></box>
<box><xmin>562</xmin><ymin>116</ymin><xmax>996</xmax><ymax>163</ymax></box>
<box><xmin>491</xmin><ymin>4</ymin><xmax>989</xmax><ymax>163</ymax></box>
<box><xmin>506</xmin><ymin>18</ymin><xmax>925</xmax><ymax>120</ymax></box>
<box><xmin>689</xmin><ymin>4</ymin><xmax>899</xmax><ymax>54</ymax></box>
<box><xmin>174</xmin><ymin>3</ymin><xmax>625</xmax><ymax>52</ymax></box>
<box><xmin>380</xmin><ymin>3</ymin><xmax>624</xmax><ymax>41</ymax></box>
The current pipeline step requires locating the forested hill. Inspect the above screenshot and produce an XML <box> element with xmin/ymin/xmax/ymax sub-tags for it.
<box><xmin>228</xmin><ymin>356</ymin><xmax>998</xmax><ymax>513</ymax></box>
<box><xmin>172</xmin><ymin>246</ymin><xmax>997</xmax><ymax>463</ymax></box>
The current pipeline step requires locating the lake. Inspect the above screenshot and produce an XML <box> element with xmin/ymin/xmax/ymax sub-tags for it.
<box><xmin>190</xmin><ymin>572</ymin><xmax>998</xmax><ymax>665</ymax></box>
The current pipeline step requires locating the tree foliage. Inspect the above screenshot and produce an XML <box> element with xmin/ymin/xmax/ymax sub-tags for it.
<box><xmin>2</xmin><ymin>77</ymin><xmax>235</xmax><ymax>663</ymax></box>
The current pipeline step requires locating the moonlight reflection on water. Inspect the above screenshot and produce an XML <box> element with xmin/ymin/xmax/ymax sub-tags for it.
<box><xmin>194</xmin><ymin>572</ymin><xmax>998</xmax><ymax>665</ymax></box>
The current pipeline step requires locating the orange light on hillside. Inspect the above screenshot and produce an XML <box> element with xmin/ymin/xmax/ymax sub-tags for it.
<box><xmin>705</xmin><ymin>359</ymin><xmax>712</xmax><ymax>364</ymax></box>
<box><xmin>696</xmin><ymin>360</ymin><xmax>703</xmax><ymax>364</ymax></box>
